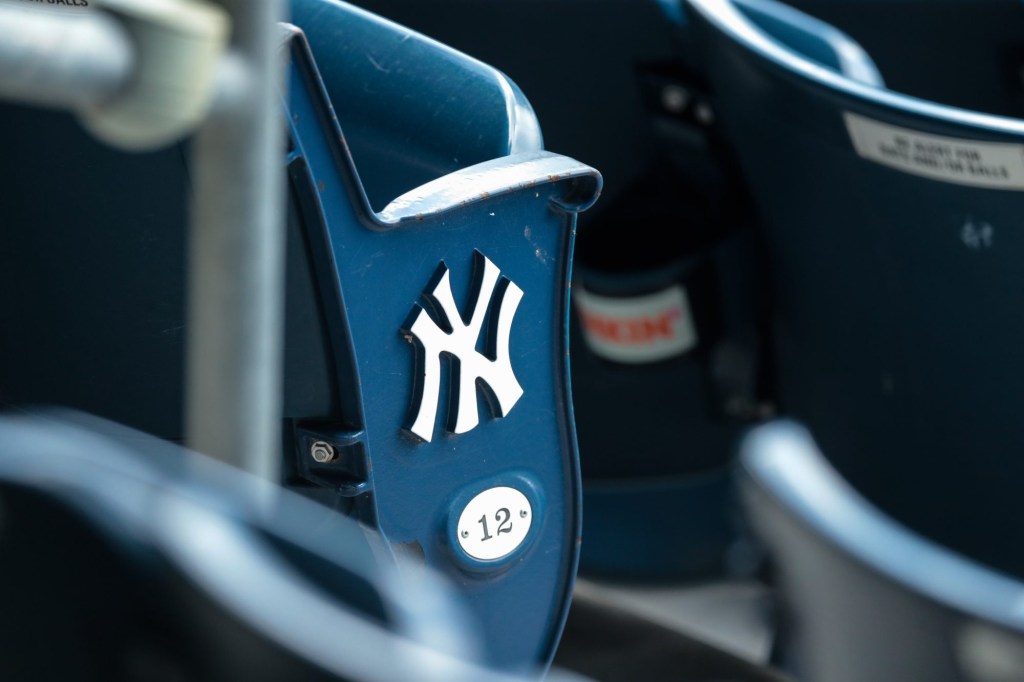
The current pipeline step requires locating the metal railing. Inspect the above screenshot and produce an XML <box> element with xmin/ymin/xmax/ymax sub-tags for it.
<box><xmin>0</xmin><ymin>0</ymin><xmax>286</xmax><ymax>480</ymax></box>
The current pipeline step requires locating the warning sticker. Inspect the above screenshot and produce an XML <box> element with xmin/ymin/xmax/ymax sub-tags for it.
<box><xmin>844</xmin><ymin>112</ymin><xmax>1024</xmax><ymax>190</ymax></box>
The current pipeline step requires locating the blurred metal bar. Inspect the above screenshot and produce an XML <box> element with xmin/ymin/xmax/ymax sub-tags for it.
<box><xmin>0</xmin><ymin>5</ymin><xmax>133</xmax><ymax>109</ymax></box>
<box><xmin>186</xmin><ymin>0</ymin><xmax>288</xmax><ymax>481</ymax></box>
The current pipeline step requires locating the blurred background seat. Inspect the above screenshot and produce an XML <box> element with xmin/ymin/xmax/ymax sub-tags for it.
<box><xmin>0</xmin><ymin>410</ymin><xmax>526</xmax><ymax>682</ymax></box>
<box><xmin>739</xmin><ymin>420</ymin><xmax>1024</xmax><ymax>682</ymax></box>
<box><xmin>684</xmin><ymin>0</ymin><xmax>1024</xmax><ymax>579</ymax></box>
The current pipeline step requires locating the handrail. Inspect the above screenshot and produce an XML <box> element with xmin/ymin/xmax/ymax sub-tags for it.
<box><xmin>0</xmin><ymin>1</ymin><xmax>287</xmax><ymax>482</ymax></box>
<box><xmin>0</xmin><ymin>5</ymin><xmax>133</xmax><ymax>109</ymax></box>
<box><xmin>185</xmin><ymin>0</ymin><xmax>287</xmax><ymax>482</ymax></box>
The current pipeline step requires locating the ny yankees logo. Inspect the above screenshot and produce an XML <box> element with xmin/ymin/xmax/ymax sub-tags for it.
<box><xmin>402</xmin><ymin>251</ymin><xmax>524</xmax><ymax>442</ymax></box>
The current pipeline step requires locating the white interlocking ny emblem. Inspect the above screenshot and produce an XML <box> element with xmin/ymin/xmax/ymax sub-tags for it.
<box><xmin>402</xmin><ymin>251</ymin><xmax>524</xmax><ymax>442</ymax></box>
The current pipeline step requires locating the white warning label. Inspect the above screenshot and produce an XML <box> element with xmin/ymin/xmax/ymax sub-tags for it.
<box><xmin>844</xmin><ymin>112</ymin><xmax>1024</xmax><ymax>190</ymax></box>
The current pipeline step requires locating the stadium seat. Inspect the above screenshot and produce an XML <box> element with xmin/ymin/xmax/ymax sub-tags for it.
<box><xmin>278</xmin><ymin>20</ymin><xmax>600</xmax><ymax>670</ymax></box>
<box><xmin>0</xmin><ymin>1</ymin><xmax>600</xmax><ymax>672</ymax></box>
<box><xmin>0</xmin><ymin>410</ymin><xmax>533</xmax><ymax>682</ymax></box>
<box><xmin>739</xmin><ymin>421</ymin><xmax>1024</xmax><ymax>682</ymax></box>
<box><xmin>683</xmin><ymin>0</ymin><xmax>1024</xmax><ymax>578</ymax></box>
<box><xmin>567</xmin><ymin>172</ymin><xmax>761</xmax><ymax>582</ymax></box>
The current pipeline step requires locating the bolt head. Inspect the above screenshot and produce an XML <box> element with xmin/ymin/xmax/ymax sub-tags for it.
<box><xmin>310</xmin><ymin>440</ymin><xmax>337</xmax><ymax>464</ymax></box>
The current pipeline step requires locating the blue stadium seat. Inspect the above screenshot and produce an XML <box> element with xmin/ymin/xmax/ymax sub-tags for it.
<box><xmin>0</xmin><ymin>411</ymin><xmax>531</xmax><ymax>682</ymax></box>
<box><xmin>683</xmin><ymin>0</ymin><xmax>1024</xmax><ymax>578</ymax></box>
<box><xmin>0</xmin><ymin>1</ymin><xmax>600</xmax><ymax>672</ymax></box>
<box><xmin>278</xmin><ymin>19</ymin><xmax>600</xmax><ymax>671</ymax></box>
<box><xmin>739</xmin><ymin>421</ymin><xmax>1024</xmax><ymax>682</ymax></box>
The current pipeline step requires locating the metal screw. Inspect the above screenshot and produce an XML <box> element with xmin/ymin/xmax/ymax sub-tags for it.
<box><xmin>520</xmin><ymin>509</ymin><xmax>528</xmax><ymax>518</ymax></box>
<box><xmin>310</xmin><ymin>440</ymin><xmax>337</xmax><ymax>464</ymax></box>
<box><xmin>460</xmin><ymin>530</ymin><xmax>470</xmax><ymax>538</ymax></box>
<box><xmin>660</xmin><ymin>84</ymin><xmax>690</xmax><ymax>114</ymax></box>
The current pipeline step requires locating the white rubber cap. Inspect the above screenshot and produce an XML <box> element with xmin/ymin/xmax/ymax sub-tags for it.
<box><xmin>82</xmin><ymin>0</ymin><xmax>229</xmax><ymax>150</ymax></box>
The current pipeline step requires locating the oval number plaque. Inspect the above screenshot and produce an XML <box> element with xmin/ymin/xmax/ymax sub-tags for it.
<box><xmin>456</xmin><ymin>486</ymin><xmax>533</xmax><ymax>561</ymax></box>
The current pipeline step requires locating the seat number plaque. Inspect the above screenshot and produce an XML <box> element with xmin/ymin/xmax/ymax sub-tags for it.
<box><xmin>456</xmin><ymin>486</ymin><xmax>533</xmax><ymax>561</ymax></box>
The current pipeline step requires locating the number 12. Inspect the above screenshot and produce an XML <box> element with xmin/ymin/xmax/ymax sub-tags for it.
<box><xmin>478</xmin><ymin>507</ymin><xmax>512</xmax><ymax>541</ymax></box>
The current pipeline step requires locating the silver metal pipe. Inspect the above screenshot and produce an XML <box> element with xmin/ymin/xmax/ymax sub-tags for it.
<box><xmin>0</xmin><ymin>5</ymin><xmax>132</xmax><ymax>109</ymax></box>
<box><xmin>186</xmin><ymin>0</ymin><xmax>288</xmax><ymax>481</ymax></box>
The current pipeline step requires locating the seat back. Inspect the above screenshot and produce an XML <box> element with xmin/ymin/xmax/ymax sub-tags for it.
<box><xmin>684</xmin><ymin>0</ymin><xmax>1024</xmax><ymax>577</ymax></box>
<box><xmin>739</xmin><ymin>421</ymin><xmax>1024</xmax><ymax>682</ymax></box>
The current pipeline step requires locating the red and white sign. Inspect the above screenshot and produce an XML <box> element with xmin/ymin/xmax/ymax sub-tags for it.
<box><xmin>573</xmin><ymin>284</ymin><xmax>698</xmax><ymax>364</ymax></box>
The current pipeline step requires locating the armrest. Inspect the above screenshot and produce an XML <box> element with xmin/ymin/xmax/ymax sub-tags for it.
<box><xmin>378</xmin><ymin>150</ymin><xmax>601</xmax><ymax>224</ymax></box>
